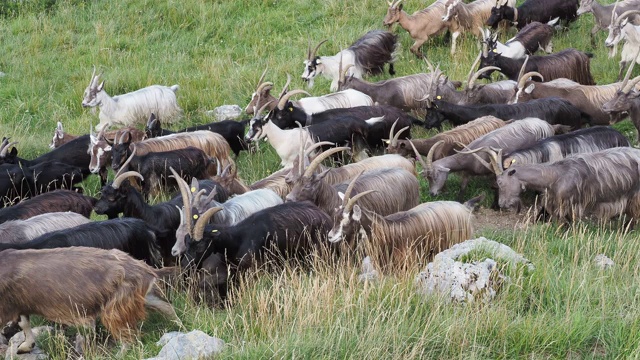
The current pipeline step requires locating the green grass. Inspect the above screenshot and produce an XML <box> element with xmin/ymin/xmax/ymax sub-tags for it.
<box><xmin>2</xmin><ymin>0</ymin><xmax>640</xmax><ymax>358</ymax></box>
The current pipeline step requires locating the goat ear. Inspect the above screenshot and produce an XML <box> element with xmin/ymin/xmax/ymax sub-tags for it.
<box><xmin>352</xmin><ymin>205</ymin><xmax>362</xmax><ymax>221</ymax></box>
<box><xmin>9</xmin><ymin>147</ymin><xmax>17</xmax><ymax>157</ymax></box>
<box><xmin>338</xmin><ymin>192</ymin><xmax>345</xmax><ymax>201</ymax></box>
<box><xmin>508</xmin><ymin>169</ymin><xmax>516</xmax><ymax>176</ymax></box>
<box><xmin>104</xmin><ymin>145</ymin><xmax>112</xmax><ymax>151</ymax></box>
<box><xmin>525</xmin><ymin>84</ymin><xmax>535</xmax><ymax>94</ymax></box>
<box><xmin>398</xmin><ymin>3</ymin><xmax>403</xmax><ymax>10</ymax></box>
<box><xmin>97</xmin><ymin>81</ymin><xmax>105</xmax><ymax>91</ymax></box>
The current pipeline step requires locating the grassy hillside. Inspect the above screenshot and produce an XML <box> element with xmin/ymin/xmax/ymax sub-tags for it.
<box><xmin>1</xmin><ymin>0</ymin><xmax>640</xmax><ymax>358</ymax></box>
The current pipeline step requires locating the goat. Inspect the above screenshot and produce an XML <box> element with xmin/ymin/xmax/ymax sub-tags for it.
<box><xmin>267</xmin><ymin>75</ymin><xmax>374</xmax><ymax>129</ymax></box>
<box><xmin>87</xmin><ymin>126</ymin><xmax>146</xmax><ymax>180</ymax></box>
<box><xmin>489</xmin><ymin>147</ymin><xmax>640</xmax><ymax>222</ymax></box>
<box><xmin>605</xmin><ymin>10</ymin><xmax>640</xmax><ymax>81</ymax></box>
<box><xmin>0</xmin><ymin>212</ymin><xmax>91</xmax><ymax>244</ymax></box>
<box><xmin>412</xmin><ymin>117</ymin><xmax>556</xmax><ymax>203</ymax></box>
<box><xmin>486</xmin><ymin>0</ymin><xmax>579</xmax><ymax>30</ymax></box>
<box><xmin>0</xmin><ymin>218</ymin><xmax>163</xmax><ymax>267</ymax></box>
<box><xmin>478</xmin><ymin>48</ymin><xmax>596</xmax><ymax>85</ymax></box>
<box><xmin>0</xmin><ymin>190</ymin><xmax>95</xmax><ymax>224</ymax></box>
<box><xmin>111</xmin><ymin>129</ymin><xmax>232</xmax><ymax>171</ymax></box>
<box><xmin>0</xmin><ymin>164</ymin><xmax>32</xmax><ymax>204</ymax></box>
<box><xmin>500</xmin><ymin>126</ymin><xmax>631</xmax><ymax>169</ymax></box>
<box><xmin>211</xmin><ymin>165</ymin><xmax>293</xmax><ymax>199</ymax></box>
<box><xmin>578</xmin><ymin>0</ymin><xmax>640</xmax><ymax>46</ymax></box>
<box><xmin>181</xmin><ymin>201</ymin><xmax>332</xmax><ymax>300</ymax></box>
<box><xmin>245</xmin><ymin>67</ymin><xmax>276</xmax><ymax>115</ymax></box>
<box><xmin>285</xmin><ymin>149</ymin><xmax>420</xmax><ymax>221</ymax></box>
<box><xmin>49</xmin><ymin>122</ymin><xmax>77</xmax><ymax>149</ymax></box>
<box><xmin>387</xmin><ymin>116</ymin><xmax>506</xmax><ymax>159</ymax></box>
<box><xmin>302</xmin><ymin>30</ymin><xmax>398</xmax><ymax>91</ymax></box>
<box><xmin>424</xmin><ymin>97</ymin><xmax>587</xmax><ymax>130</ymax></box>
<box><xmin>481</xmin><ymin>21</ymin><xmax>556</xmax><ymax>60</ymax></box>
<box><xmin>602</xmin><ymin>61</ymin><xmax>640</xmax><ymax>141</ymax></box>
<box><xmin>145</xmin><ymin>113</ymin><xmax>248</xmax><ymax>157</ymax></box>
<box><xmin>0</xmin><ymin>247</ymin><xmax>180</xmax><ymax>354</ymax></box>
<box><xmin>383</xmin><ymin>0</ymin><xmax>449</xmax><ymax>57</ymax></box>
<box><xmin>328</xmin><ymin>190</ymin><xmax>479</xmax><ymax>269</ymax></box>
<box><xmin>82</xmin><ymin>67</ymin><xmax>182</xmax><ymax>131</ymax></box>
<box><xmin>441</xmin><ymin>0</ymin><xmax>495</xmax><ymax>55</ymax></box>
<box><xmin>18</xmin><ymin>160</ymin><xmax>86</xmax><ymax>196</ymax></box>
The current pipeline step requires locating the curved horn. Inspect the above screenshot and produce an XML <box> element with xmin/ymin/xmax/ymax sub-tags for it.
<box><xmin>256</xmin><ymin>66</ymin><xmax>268</xmax><ymax>88</ymax></box>
<box><xmin>614</xmin><ymin>10</ymin><xmax>640</xmax><ymax>26</ymax></box>
<box><xmin>388</xmin><ymin>119</ymin><xmax>399</xmax><ymax>145</ymax></box>
<box><xmin>111</xmin><ymin>171</ymin><xmax>144</xmax><ymax>189</ymax></box>
<box><xmin>309</xmin><ymin>39</ymin><xmax>328</xmax><ymax>60</ymax></box>
<box><xmin>278</xmin><ymin>74</ymin><xmax>292</xmax><ymax>100</ymax></box>
<box><xmin>256</xmin><ymin>81</ymin><xmax>274</xmax><ymax>93</ymax></box>
<box><xmin>0</xmin><ymin>141</ymin><xmax>18</xmax><ymax>157</ymax></box>
<box><xmin>468</xmin><ymin>66</ymin><xmax>501</xmax><ymax>89</ymax></box>
<box><xmin>340</xmin><ymin>64</ymin><xmax>355</xmax><ymax>85</ymax></box>
<box><xmin>193</xmin><ymin>207</ymin><xmax>223</xmax><ymax>241</ymax></box>
<box><xmin>391</xmin><ymin>126</ymin><xmax>409</xmax><ymax>147</ymax></box>
<box><xmin>277</xmin><ymin>89</ymin><xmax>311</xmax><ymax>110</ymax></box>
<box><xmin>303</xmin><ymin>146</ymin><xmax>350</xmax><ymax>178</ymax></box>
<box><xmin>426</xmin><ymin>140</ymin><xmax>445</xmax><ymax>172</ymax></box>
<box><xmin>344</xmin><ymin>190</ymin><xmax>377</xmax><ymax>214</ymax></box>
<box><xmin>517</xmin><ymin>71</ymin><xmax>544</xmax><ymax>90</ymax></box>
<box><xmin>467</xmin><ymin>53</ymin><xmax>483</xmax><ymax>86</ymax></box>
<box><xmin>408</xmin><ymin>140</ymin><xmax>429</xmax><ymax>172</ymax></box>
<box><xmin>423</xmin><ymin>57</ymin><xmax>435</xmax><ymax>74</ymax></box>
<box><xmin>256</xmin><ymin>100</ymin><xmax>275</xmax><ymax>117</ymax></box>
<box><xmin>170</xmin><ymin>166</ymin><xmax>193</xmax><ymax>235</ymax></box>
<box><xmin>624</xmin><ymin>75</ymin><xmax>640</xmax><ymax>94</ymax></box>
<box><xmin>622</xmin><ymin>49</ymin><xmax>640</xmax><ymax>93</ymax></box>
<box><xmin>516</xmin><ymin>56</ymin><xmax>530</xmax><ymax>85</ymax></box>
<box><xmin>305</xmin><ymin>141</ymin><xmax>335</xmax><ymax>157</ymax></box>
<box><xmin>114</xmin><ymin>143</ymin><xmax>136</xmax><ymax>178</ymax></box>
<box><xmin>342</xmin><ymin>170</ymin><xmax>365</xmax><ymax>207</ymax></box>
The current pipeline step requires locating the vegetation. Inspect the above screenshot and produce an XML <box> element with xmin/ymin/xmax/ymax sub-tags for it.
<box><xmin>1</xmin><ymin>0</ymin><xmax>639</xmax><ymax>358</ymax></box>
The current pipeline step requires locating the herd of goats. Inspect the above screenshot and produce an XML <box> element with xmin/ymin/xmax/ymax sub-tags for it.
<box><xmin>2</xmin><ymin>0</ymin><xmax>640</xmax><ymax>355</ymax></box>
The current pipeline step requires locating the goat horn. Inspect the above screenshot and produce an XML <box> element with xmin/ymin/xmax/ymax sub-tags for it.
<box><xmin>517</xmin><ymin>71</ymin><xmax>544</xmax><ymax>90</ymax></box>
<box><xmin>0</xmin><ymin>141</ymin><xmax>18</xmax><ymax>157</ymax></box>
<box><xmin>610</xmin><ymin>0</ymin><xmax>620</xmax><ymax>23</ymax></box>
<box><xmin>90</xmin><ymin>65</ymin><xmax>98</xmax><ymax>87</ymax></box>
<box><xmin>340</xmin><ymin>64</ymin><xmax>355</xmax><ymax>86</ymax></box>
<box><xmin>114</xmin><ymin>143</ymin><xmax>136</xmax><ymax>177</ymax></box>
<box><xmin>256</xmin><ymin>82</ymin><xmax>274</xmax><ymax>93</ymax></box>
<box><xmin>170</xmin><ymin>166</ymin><xmax>194</xmax><ymax>235</ymax></box>
<box><xmin>257</xmin><ymin>66</ymin><xmax>268</xmax><ymax>88</ymax></box>
<box><xmin>482</xmin><ymin>147</ymin><xmax>504</xmax><ymax>176</ymax></box>
<box><xmin>305</xmin><ymin>141</ymin><xmax>334</xmax><ymax>157</ymax></box>
<box><xmin>192</xmin><ymin>189</ymin><xmax>208</xmax><ymax>211</ymax></box>
<box><xmin>467</xmin><ymin>53</ymin><xmax>483</xmax><ymax>85</ymax></box>
<box><xmin>344</xmin><ymin>190</ymin><xmax>377</xmax><ymax>214</ymax></box>
<box><xmin>516</xmin><ymin>56</ymin><xmax>530</xmax><ymax>87</ymax></box>
<box><xmin>622</xmin><ymin>49</ymin><xmax>640</xmax><ymax>93</ymax></box>
<box><xmin>256</xmin><ymin>100</ymin><xmax>275</xmax><ymax>116</ymax></box>
<box><xmin>624</xmin><ymin>75</ymin><xmax>640</xmax><ymax>95</ymax></box>
<box><xmin>296</xmin><ymin>121</ymin><xmax>306</xmax><ymax>176</ymax></box>
<box><xmin>310</xmin><ymin>39</ymin><xmax>328</xmax><ymax>60</ymax></box>
<box><xmin>278</xmin><ymin>89</ymin><xmax>311</xmax><ymax>110</ymax></box>
<box><xmin>117</xmin><ymin>130</ymin><xmax>129</xmax><ymax>145</ymax></box>
<box><xmin>220</xmin><ymin>163</ymin><xmax>232</xmax><ymax>178</ymax></box>
<box><xmin>468</xmin><ymin>66</ymin><xmax>501</xmax><ymax>89</ymax></box>
<box><xmin>112</xmin><ymin>171</ymin><xmax>144</xmax><ymax>189</ymax></box>
<box><xmin>193</xmin><ymin>207</ymin><xmax>223</xmax><ymax>241</ymax></box>
<box><xmin>343</xmin><ymin>170</ymin><xmax>365</xmax><ymax>207</ymax></box>
<box><xmin>278</xmin><ymin>74</ymin><xmax>292</xmax><ymax>100</ymax></box>
<box><xmin>614</xmin><ymin>10</ymin><xmax>640</xmax><ymax>26</ymax></box>
<box><xmin>426</xmin><ymin>140</ymin><xmax>445</xmax><ymax>172</ymax></box>
<box><xmin>423</xmin><ymin>56</ymin><xmax>435</xmax><ymax>74</ymax></box>
<box><xmin>388</xmin><ymin>119</ymin><xmax>399</xmax><ymax>145</ymax></box>
<box><xmin>303</xmin><ymin>146</ymin><xmax>349</xmax><ymax>178</ymax></box>
<box><xmin>408</xmin><ymin>140</ymin><xmax>429</xmax><ymax>172</ymax></box>
<box><xmin>391</xmin><ymin>126</ymin><xmax>409</xmax><ymax>147</ymax></box>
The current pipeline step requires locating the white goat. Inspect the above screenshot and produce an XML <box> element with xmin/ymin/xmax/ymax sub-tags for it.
<box><xmin>82</xmin><ymin>67</ymin><xmax>183</xmax><ymax>131</ymax></box>
<box><xmin>605</xmin><ymin>10</ymin><xmax>640</xmax><ymax>80</ymax></box>
<box><xmin>0</xmin><ymin>212</ymin><xmax>91</xmax><ymax>244</ymax></box>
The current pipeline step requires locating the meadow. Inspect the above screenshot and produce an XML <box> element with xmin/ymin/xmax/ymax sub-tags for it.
<box><xmin>1</xmin><ymin>0</ymin><xmax>640</xmax><ymax>358</ymax></box>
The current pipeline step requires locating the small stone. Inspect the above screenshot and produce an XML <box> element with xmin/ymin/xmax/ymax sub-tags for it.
<box><xmin>594</xmin><ymin>254</ymin><xmax>614</xmax><ymax>270</ymax></box>
<box><xmin>207</xmin><ymin>105</ymin><xmax>242</xmax><ymax>121</ymax></box>
<box><xmin>145</xmin><ymin>330</ymin><xmax>225</xmax><ymax>360</ymax></box>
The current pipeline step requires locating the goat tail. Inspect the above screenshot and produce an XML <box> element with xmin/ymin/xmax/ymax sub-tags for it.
<box><xmin>146</xmin><ymin>229</ymin><xmax>164</xmax><ymax>267</ymax></box>
<box><xmin>463</xmin><ymin>194</ymin><xmax>485</xmax><ymax>212</ymax></box>
<box><xmin>170</xmin><ymin>85</ymin><xmax>180</xmax><ymax>92</ymax></box>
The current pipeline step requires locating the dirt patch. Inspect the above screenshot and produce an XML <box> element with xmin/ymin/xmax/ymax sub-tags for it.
<box><xmin>473</xmin><ymin>207</ymin><xmax>533</xmax><ymax>234</ymax></box>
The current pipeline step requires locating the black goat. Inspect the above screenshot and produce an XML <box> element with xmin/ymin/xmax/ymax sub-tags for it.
<box><xmin>94</xmin><ymin>169</ymin><xmax>227</xmax><ymax>261</ymax></box>
<box><xmin>486</xmin><ymin>0</ymin><xmax>579</xmax><ymax>29</ymax></box>
<box><xmin>0</xmin><ymin>218</ymin><xmax>162</xmax><ymax>267</ymax></box>
<box><xmin>144</xmin><ymin>114</ymin><xmax>248</xmax><ymax>156</ymax></box>
<box><xmin>478</xmin><ymin>49</ymin><xmax>595</xmax><ymax>85</ymax></box>
<box><xmin>424</xmin><ymin>98</ymin><xmax>587</xmax><ymax>130</ymax></box>
<box><xmin>0</xmin><ymin>190</ymin><xmax>95</xmax><ymax>224</ymax></box>
<box><xmin>0</xmin><ymin>164</ymin><xmax>32</xmax><ymax>204</ymax></box>
<box><xmin>181</xmin><ymin>201</ymin><xmax>332</xmax><ymax>300</ymax></box>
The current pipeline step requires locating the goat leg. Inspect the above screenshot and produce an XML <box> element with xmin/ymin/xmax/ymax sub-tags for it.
<box><xmin>618</xmin><ymin>61</ymin><xmax>628</xmax><ymax>82</ymax></box>
<box><xmin>16</xmin><ymin>315</ymin><xmax>35</xmax><ymax>354</ymax></box>
<box><xmin>455</xmin><ymin>175</ymin><xmax>470</xmax><ymax>203</ymax></box>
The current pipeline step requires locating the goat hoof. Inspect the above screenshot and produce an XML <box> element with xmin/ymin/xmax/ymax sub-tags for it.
<box><xmin>17</xmin><ymin>340</ymin><xmax>35</xmax><ymax>354</ymax></box>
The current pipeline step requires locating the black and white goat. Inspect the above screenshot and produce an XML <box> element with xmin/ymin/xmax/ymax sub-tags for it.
<box><xmin>481</xmin><ymin>20</ymin><xmax>556</xmax><ymax>59</ymax></box>
<box><xmin>486</xmin><ymin>0</ymin><xmax>579</xmax><ymax>29</ymax></box>
<box><xmin>302</xmin><ymin>30</ymin><xmax>398</xmax><ymax>91</ymax></box>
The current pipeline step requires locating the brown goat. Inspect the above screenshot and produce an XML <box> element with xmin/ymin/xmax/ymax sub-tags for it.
<box><xmin>0</xmin><ymin>247</ymin><xmax>180</xmax><ymax>354</ymax></box>
<box><xmin>245</xmin><ymin>67</ymin><xmax>278</xmax><ymax>115</ymax></box>
<box><xmin>383</xmin><ymin>0</ymin><xmax>449</xmax><ymax>57</ymax></box>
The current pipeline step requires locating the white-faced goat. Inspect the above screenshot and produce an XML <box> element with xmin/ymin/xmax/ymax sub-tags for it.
<box><xmin>0</xmin><ymin>190</ymin><xmax>95</xmax><ymax>224</ymax></box>
<box><xmin>0</xmin><ymin>212</ymin><xmax>90</xmax><ymax>244</ymax></box>
<box><xmin>605</xmin><ymin>10</ymin><xmax>640</xmax><ymax>80</ymax></box>
<box><xmin>481</xmin><ymin>20</ymin><xmax>556</xmax><ymax>60</ymax></box>
<box><xmin>602</xmin><ymin>62</ymin><xmax>640</xmax><ymax>141</ymax></box>
<box><xmin>387</xmin><ymin>116</ymin><xmax>506</xmax><ymax>159</ymax></box>
<box><xmin>441</xmin><ymin>0</ymin><xmax>495</xmax><ymax>54</ymax></box>
<box><xmin>492</xmin><ymin>147</ymin><xmax>640</xmax><ymax>222</ymax></box>
<box><xmin>88</xmin><ymin>126</ymin><xmax>146</xmax><ymax>178</ymax></box>
<box><xmin>577</xmin><ymin>0</ymin><xmax>640</xmax><ymax>46</ymax></box>
<box><xmin>383</xmin><ymin>0</ymin><xmax>449</xmax><ymax>57</ymax></box>
<box><xmin>0</xmin><ymin>247</ymin><xmax>180</xmax><ymax>354</ymax></box>
<box><xmin>486</xmin><ymin>0</ymin><xmax>579</xmax><ymax>30</ymax></box>
<box><xmin>301</xmin><ymin>30</ymin><xmax>398</xmax><ymax>91</ymax></box>
<box><xmin>412</xmin><ymin>118</ymin><xmax>556</xmax><ymax>203</ymax></box>
<box><xmin>0</xmin><ymin>218</ymin><xmax>163</xmax><ymax>267</ymax></box>
<box><xmin>181</xmin><ymin>201</ymin><xmax>332</xmax><ymax>300</ymax></box>
<box><xmin>82</xmin><ymin>67</ymin><xmax>182</xmax><ymax>131</ymax></box>
<box><xmin>478</xmin><ymin>49</ymin><xmax>596</xmax><ymax>85</ymax></box>
<box><xmin>328</xmin><ymin>190</ymin><xmax>480</xmax><ymax>268</ymax></box>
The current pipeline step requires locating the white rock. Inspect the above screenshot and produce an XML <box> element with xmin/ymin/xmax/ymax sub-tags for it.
<box><xmin>145</xmin><ymin>330</ymin><xmax>224</xmax><ymax>360</ymax></box>
<box><xmin>415</xmin><ymin>237</ymin><xmax>533</xmax><ymax>304</ymax></box>
<box><xmin>594</xmin><ymin>254</ymin><xmax>614</xmax><ymax>270</ymax></box>
<box><xmin>5</xmin><ymin>326</ymin><xmax>53</xmax><ymax>360</ymax></box>
<box><xmin>358</xmin><ymin>256</ymin><xmax>379</xmax><ymax>282</ymax></box>
<box><xmin>208</xmin><ymin>105</ymin><xmax>242</xmax><ymax>121</ymax></box>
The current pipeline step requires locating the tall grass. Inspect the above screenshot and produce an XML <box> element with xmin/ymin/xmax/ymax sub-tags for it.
<box><xmin>1</xmin><ymin>0</ymin><xmax>640</xmax><ymax>358</ymax></box>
